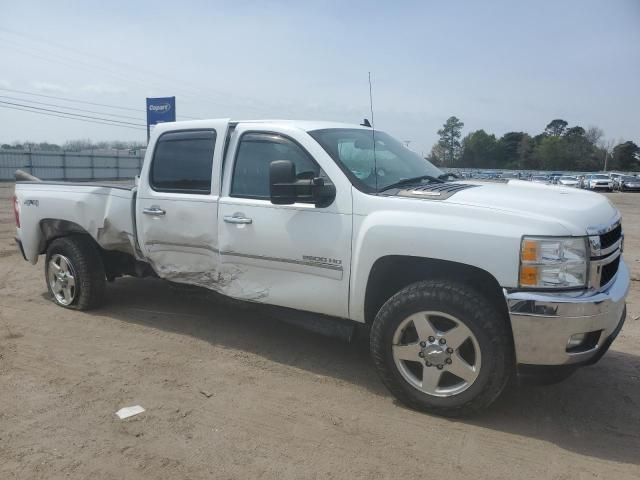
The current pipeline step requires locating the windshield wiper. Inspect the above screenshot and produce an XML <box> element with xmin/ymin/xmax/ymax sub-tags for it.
<box><xmin>379</xmin><ymin>175</ymin><xmax>444</xmax><ymax>192</ymax></box>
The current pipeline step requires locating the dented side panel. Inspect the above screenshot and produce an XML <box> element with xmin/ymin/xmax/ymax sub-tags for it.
<box><xmin>14</xmin><ymin>183</ymin><xmax>136</xmax><ymax>263</ymax></box>
<box><xmin>136</xmin><ymin>197</ymin><xmax>222</xmax><ymax>290</ymax></box>
<box><xmin>134</xmin><ymin>120</ymin><xmax>230</xmax><ymax>290</ymax></box>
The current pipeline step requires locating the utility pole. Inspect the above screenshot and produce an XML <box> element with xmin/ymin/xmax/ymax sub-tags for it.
<box><xmin>603</xmin><ymin>139</ymin><xmax>615</xmax><ymax>172</ymax></box>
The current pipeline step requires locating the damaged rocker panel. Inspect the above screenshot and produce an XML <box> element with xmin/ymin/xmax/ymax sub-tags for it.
<box><xmin>145</xmin><ymin>240</ymin><xmax>344</xmax><ymax>271</ymax></box>
<box><xmin>145</xmin><ymin>240</ymin><xmax>219</xmax><ymax>253</ymax></box>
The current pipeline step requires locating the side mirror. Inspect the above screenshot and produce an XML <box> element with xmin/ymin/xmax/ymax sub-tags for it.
<box><xmin>269</xmin><ymin>160</ymin><xmax>336</xmax><ymax>208</ymax></box>
<box><xmin>311</xmin><ymin>177</ymin><xmax>336</xmax><ymax>208</ymax></box>
<box><xmin>269</xmin><ymin>160</ymin><xmax>297</xmax><ymax>205</ymax></box>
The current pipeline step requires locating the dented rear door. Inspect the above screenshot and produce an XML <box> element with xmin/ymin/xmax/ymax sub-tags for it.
<box><xmin>136</xmin><ymin>121</ymin><xmax>229</xmax><ymax>288</ymax></box>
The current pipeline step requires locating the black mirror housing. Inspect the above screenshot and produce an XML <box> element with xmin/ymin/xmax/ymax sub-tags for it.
<box><xmin>269</xmin><ymin>160</ymin><xmax>297</xmax><ymax>204</ymax></box>
<box><xmin>269</xmin><ymin>160</ymin><xmax>336</xmax><ymax>208</ymax></box>
<box><xmin>312</xmin><ymin>177</ymin><xmax>336</xmax><ymax>208</ymax></box>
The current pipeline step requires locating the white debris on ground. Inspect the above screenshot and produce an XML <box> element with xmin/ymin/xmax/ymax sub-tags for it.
<box><xmin>115</xmin><ymin>405</ymin><xmax>145</xmax><ymax>419</ymax></box>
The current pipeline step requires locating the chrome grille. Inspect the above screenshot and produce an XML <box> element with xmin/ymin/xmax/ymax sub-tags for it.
<box><xmin>600</xmin><ymin>224</ymin><xmax>622</xmax><ymax>250</ymax></box>
<box><xmin>588</xmin><ymin>219</ymin><xmax>623</xmax><ymax>289</ymax></box>
<box><xmin>600</xmin><ymin>255</ymin><xmax>620</xmax><ymax>286</ymax></box>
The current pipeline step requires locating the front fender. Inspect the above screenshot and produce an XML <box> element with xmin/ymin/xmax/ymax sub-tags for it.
<box><xmin>348</xmin><ymin>201</ymin><xmax>570</xmax><ymax>322</ymax></box>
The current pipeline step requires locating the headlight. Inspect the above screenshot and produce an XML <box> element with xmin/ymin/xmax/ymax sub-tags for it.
<box><xmin>519</xmin><ymin>237</ymin><xmax>588</xmax><ymax>289</ymax></box>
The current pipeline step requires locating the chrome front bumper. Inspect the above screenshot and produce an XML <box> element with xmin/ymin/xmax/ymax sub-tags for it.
<box><xmin>505</xmin><ymin>260</ymin><xmax>630</xmax><ymax>365</ymax></box>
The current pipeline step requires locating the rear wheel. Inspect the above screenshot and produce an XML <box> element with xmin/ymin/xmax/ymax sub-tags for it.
<box><xmin>45</xmin><ymin>235</ymin><xmax>106</xmax><ymax>310</ymax></box>
<box><xmin>370</xmin><ymin>279</ymin><xmax>513</xmax><ymax>417</ymax></box>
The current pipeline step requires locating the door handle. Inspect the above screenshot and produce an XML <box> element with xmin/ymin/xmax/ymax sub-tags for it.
<box><xmin>143</xmin><ymin>206</ymin><xmax>166</xmax><ymax>216</ymax></box>
<box><xmin>224</xmin><ymin>214</ymin><xmax>252</xmax><ymax>224</ymax></box>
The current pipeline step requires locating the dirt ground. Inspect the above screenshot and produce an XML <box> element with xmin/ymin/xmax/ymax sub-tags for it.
<box><xmin>0</xmin><ymin>182</ymin><xmax>638</xmax><ymax>480</ymax></box>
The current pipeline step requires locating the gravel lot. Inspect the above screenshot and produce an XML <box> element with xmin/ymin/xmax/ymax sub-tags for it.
<box><xmin>0</xmin><ymin>182</ymin><xmax>638</xmax><ymax>479</ymax></box>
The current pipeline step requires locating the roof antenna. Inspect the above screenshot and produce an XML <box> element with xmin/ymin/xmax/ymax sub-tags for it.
<box><xmin>368</xmin><ymin>71</ymin><xmax>378</xmax><ymax>193</ymax></box>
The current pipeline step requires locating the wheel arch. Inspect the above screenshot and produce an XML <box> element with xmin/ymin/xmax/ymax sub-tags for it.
<box><xmin>39</xmin><ymin>219</ymin><xmax>93</xmax><ymax>255</ymax></box>
<box><xmin>363</xmin><ymin>255</ymin><xmax>511</xmax><ymax>330</ymax></box>
<box><xmin>39</xmin><ymin>219</ymin><xmax>147</xmax><ymax>280</ymax></box>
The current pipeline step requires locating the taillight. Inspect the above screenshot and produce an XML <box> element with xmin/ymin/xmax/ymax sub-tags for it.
<box><xmin>12</xmin><ymin>195</ymin><xmax>20</xmax><ymax>227</ymax></box>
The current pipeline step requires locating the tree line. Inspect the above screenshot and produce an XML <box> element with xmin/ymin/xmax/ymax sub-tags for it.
<box><xmin>1</xmin><ymin>139</ymin><xmax>145</xmax><ymax>152</ymax></box>
<box><xmin>428</xmin><ymin>116</ymin><xmax>640</xmax><ymax>172</ymax></box>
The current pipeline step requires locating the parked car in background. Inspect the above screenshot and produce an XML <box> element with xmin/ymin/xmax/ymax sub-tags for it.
<box><xmin>608</xmin><ymin>173</ymin><xmax>624</xmax><ymax>188</ymax></box>
<box><xmin>501</xmin><ymin>172</ymin><xmax>521</xmax><ymax>180</ymax></box>
<box><xmin>615</xmin><ymin>175</ymin><xmax>640</xmax><ymax>192</ymax></box>
<box><xmin>577</xmin><ymin>175</ymin><xmax>587</xmax><ymax>189</ymax></box>
<box><xmin>530</xmin><ymin>175</ymin><xmax>549</xmax><ymax>184</ymax></box>
<box><xmin>557</xmin><ymin>176</ymin><xmax>580</xmax><ymax>187</ymax></box>
<box><xmin>548</xmin><ymin>173</ymin><xmax>564</xmax><ymax>184</ymax></box>
<box><xmin>586</xmin><ymin>174</ymin><xmax>613</xmax><ymax>191</ymax></box>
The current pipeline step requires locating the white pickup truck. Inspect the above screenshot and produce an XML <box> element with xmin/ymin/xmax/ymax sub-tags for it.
<box><xmin>13</xmin><ymin>119</ymin><xmax>629</xmax><ymax>416</ymax></box>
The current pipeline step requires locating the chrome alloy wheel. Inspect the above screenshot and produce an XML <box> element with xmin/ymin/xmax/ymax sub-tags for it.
<box><xmin>47</xmin><ymin>254</ymin><xmax>77</xmax><ymax>306</ymax></box>
<box><xmin>392</xmin><ymin>311</ymin><xmax>482</xmax><ymax>397</ymax></box>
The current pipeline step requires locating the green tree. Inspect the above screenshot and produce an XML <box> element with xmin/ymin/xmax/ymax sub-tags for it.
<box><xmin>564</xmin><ymin>126</ymin><xmax>586</xmax><ymax>137</ymax></box>
<box><xmin>428</xmin><ymin>118</ymin><xmax>619</xmax><ymax>172</ymax></box>
<box><xmin>610</xmin><ymin>141</ymin><xmax>640</xmax><ymax>171</ymax></box>
<box><xmin>460</xmin><ymin>130</ymin><xmax>498</xmax><ymax>168</ymax></box>
<box><xmin>496</xmin><ymin>132</ymin><xmax>527</xmax><ymax>168</ymax></box>
<box><xmin>544</xmin><ymin>119</ymin><xmax>568</xmax><ymax>137</ymax></box>
<box><xmin>437</xmin><ymin>116</ymin><xmax>464</xmax><ymax>166</ymax></box>
<box><xmin>516</xmin><ymin>133</ymin><xmax>536</xmax><ymax>169</ymax></box>
<box><xmin>532</xmin><ymin>126</ymin><xmax>598</xmax><ymax>171</ymax></box>
<box><xmin>532</xmin><ymin>135</ymin><xmax>567</xmax><ymax>170</ymax></box>
<box><xmin>563</xmin><ymin>128</ymin><xmax>599</xmax><ymax>170</ymax></box>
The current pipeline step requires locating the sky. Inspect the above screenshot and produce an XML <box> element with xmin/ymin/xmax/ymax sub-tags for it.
<box><xmin>0</xmin><ymin>0</ymin><xmax>638</xmax><ymax>154</ymax></box>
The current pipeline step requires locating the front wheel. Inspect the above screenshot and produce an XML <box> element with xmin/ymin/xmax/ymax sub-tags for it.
<box><xmin>45</xmin><ymin>235</ymin><xmax>106</xmax><ymax>310</ymax></box>
<box><xmin>370</xmin><ymin>279</ymin><xmax>513</xmax><ymax>417</ymax></box>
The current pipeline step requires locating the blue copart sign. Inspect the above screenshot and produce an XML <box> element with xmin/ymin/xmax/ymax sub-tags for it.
<box><xmin>146</xmin><ymin>97</ymin><xmax>176</xmax><ymax>140</ymax></box>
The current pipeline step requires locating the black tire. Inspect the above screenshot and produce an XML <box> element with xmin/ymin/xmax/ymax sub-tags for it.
<box><xmin>45</xmin><ymin>235</ymin><xmax>106</xmax><ymax>310</ymax></box>
<box><xmin>370</xmin><ymin>279</ymin><xmax>513</xmax><ymax>417</ymax></box>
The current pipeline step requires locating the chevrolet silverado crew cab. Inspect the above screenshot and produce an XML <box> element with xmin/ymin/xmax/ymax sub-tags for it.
<box><xmin>13</xmin><ymin>119</ymin><xmax>629</xmax><ymax>416</ymax></box>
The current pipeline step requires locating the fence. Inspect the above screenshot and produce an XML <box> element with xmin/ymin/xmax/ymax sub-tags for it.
<box><xmin>0</xmin><ymin>149</ymin><xmax>144</xmax><ymax>181</ymax></box>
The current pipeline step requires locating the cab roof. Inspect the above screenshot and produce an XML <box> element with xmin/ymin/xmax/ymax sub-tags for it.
<box><xmin>152</xmin><ymin>118</ymin><xmax>372</xmax><ymax>134</ymax></box>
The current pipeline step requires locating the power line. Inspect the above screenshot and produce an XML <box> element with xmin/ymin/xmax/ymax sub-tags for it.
<box><xmin>1</xmin><ymin>38</ymin><xmax>204</xmax><ymax>118</ymax></box>
<box><xmin>0</xmin><ymin>86</ymin><xmax>142</xmax><ymax>112</ymax></box>
<box><xmin>0</xmin><ymin>95</ymin><xmax>145</xmax><ymax>121</ymax></box>
<box><xmin>0</xmin><ymin>27</ymin><xmax>269</xmax><ymax>106</ymax></box>
<box><xmin>0</xmin><ymin>100</ymin><xmax>145</xmax><ymax>127</ymax></box>
<box><xmin>0</xmin><ymin>86</ymin><xmax>200</xmax><ymax>121</ymax></box>
<box><xmin>0</xmin><ymin>28</ymin><xmax>273</xmax><ymax>115</ymax></box>
<box><xmin>0</xmin><ymin>104</ymin><xmax>145</xmax><ymax>130</ymax></box>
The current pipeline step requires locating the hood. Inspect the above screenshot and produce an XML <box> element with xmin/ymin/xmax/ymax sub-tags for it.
<box><xmin>418</xmin><ymin>180</ymin><xmax>618</xmax><ymax>235</ymax></box>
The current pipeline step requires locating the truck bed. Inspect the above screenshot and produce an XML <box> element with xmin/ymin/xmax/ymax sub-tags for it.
<box><xmin>15</xmin><ymin>181</ymin><xmax>137</xmax><ymax>263</ymax></box>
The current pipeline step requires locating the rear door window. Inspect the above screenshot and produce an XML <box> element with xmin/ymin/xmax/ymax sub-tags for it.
<box><xmin>150</xmin><ymin>130</ymin><xmax>216</xmax><ymax>194</ymax></box>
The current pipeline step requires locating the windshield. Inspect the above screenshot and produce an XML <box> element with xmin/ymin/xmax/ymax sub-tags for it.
<box><xmin>593</xmin><ymin>174</ymin><xmax>609</xmax><ymax>179</ymax></box>
<box><xmin>309</xmin><ymin>128</ymin><xmax>443</xmax><ymax>192</ymax></box>
<box><xmin>622</xmin><ymin>175</ymin><xmax>637</xmax><ymax>181</ymax></box>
